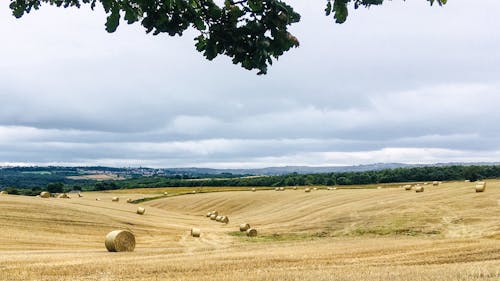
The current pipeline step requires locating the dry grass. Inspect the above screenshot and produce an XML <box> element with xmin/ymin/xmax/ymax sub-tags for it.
<box><xmin>0</xmin><ymin>181</ymin><xmax>499</xmax><ymax>280</ymax></box>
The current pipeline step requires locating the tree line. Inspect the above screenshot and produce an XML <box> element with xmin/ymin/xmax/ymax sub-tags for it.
<box><xmin>1</xmin><ymin>164</ymin><xmax>494</xmax><ymax>195</ymax></box>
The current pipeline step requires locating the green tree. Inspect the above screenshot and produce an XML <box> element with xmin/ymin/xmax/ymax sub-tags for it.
<box><xmin>9</xmin><ymin>0</ymin><xmax>446</xmax><ymax>75</ymax></box>
<box><xmin>463</xmin><ymin>166</ymin><xmax>482</xmax><ymax>182</ymax></box>
<box><xmin>47</xmin><ymin>182</ymin><xmax>64</xmax><ymax>193</ymax></box>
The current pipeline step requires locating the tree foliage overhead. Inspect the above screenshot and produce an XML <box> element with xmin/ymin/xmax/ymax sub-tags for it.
<box><xmin>9</xmin><ymin>0</ymin><xmax>446</xmax><ymax>74</ymax></box>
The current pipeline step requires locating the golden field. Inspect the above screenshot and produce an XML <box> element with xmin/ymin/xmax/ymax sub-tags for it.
<box><xmin>0</xmin><ymin>181</ymin><xmax>499</xmax><ymax>281</ymax></box>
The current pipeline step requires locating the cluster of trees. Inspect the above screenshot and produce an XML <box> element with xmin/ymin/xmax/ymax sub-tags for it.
<box><xmin>0</xmin><ymin>167</ymin><xmax>89</xmax><ymax>189</ymax></box>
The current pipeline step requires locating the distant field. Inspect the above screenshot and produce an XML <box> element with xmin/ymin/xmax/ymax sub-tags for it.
<box><xmin>66</xmin><ymin>174</ymin><xmax>122</xmax><ymax>181</ymax></box>
<box><xmin>21</xmin><ymin>171</ymin><xmax>52</xmax><ymax>175</ymax></box>
<box><xmin>0</xmin><ymin>180</ymin><xmax>499</xmax><ymax>280</ymax></box>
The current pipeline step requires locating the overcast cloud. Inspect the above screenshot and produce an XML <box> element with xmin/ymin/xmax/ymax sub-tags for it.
<box><xmin>1</xmin><ymin>0</ymin><xmax>499</xmax><ymax>168</ymax></box>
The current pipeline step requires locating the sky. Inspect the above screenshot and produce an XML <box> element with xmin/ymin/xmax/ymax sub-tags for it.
<box><xmin>0</xmin><ymin>0</ymin><xmax>499</xmax><ymax>168</ymax></box>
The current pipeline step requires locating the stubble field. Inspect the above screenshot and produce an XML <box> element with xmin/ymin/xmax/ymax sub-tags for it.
<box><xmin>0</xmin><ymin>181</ymin><xmax>499</xmax><ymax>281</ymax></box>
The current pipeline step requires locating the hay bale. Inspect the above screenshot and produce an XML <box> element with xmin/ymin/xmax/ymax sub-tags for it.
<box><xmin>293</xmin><ymin>186</ymin><xmax>297</xmax><ymax>190</ymax></box>
<box><xmin>220</xmin><ymin>216</ymin><xmax>229</xmax><ymax>224</ymax></box>
<box><xmin>423</xmin><ymin>182</ymin><xmax>428</xmax><ymax>185</ymax></box>
<box><xmin>112</xmin><ymin>197</ymin><xmax>119</xmax><ymax>202</ymax></box>
<box><xmin>40</xmin><ymin>191</ymin><xmax>50</xmax><ymax>198</ymax></box>
<box><xmin>251</xmin><ymin>188</ymin><xmax>256</xmax><ymax>192</ymax></box>
<box><xmin>96</xmin><ymin>198</ymin><xmax>101</xmax><ymax>201</ymax></box>
<box><xmin>305</xmin><ymin>188</ymin><xmax>311</xmax><ymax>193</ymax></box>
<box><xmin>313</xmin><ymin>188</ymin><xmax>318</xmax><ymax>191</ymax></box>
<box><xmin>246</xmin><ymin>228</ymin><xmax>258</xmax><ymax>237</ymax></box>
<box><xmin>126</xmin><ymin>198</ymin><xmax>133</xmax><ymax>203</ymax></box>
<box><xmin>191</xmin><ymin>228</ymin><xmax>201</xmax><ymax>238</ymax></box>
<box><xmin>192</xmin><ymin>190</ymin><xmax>197</xmax><ymax>194</ymax></box>
<box><xmin>206</xmin><ymin>212</ymin><xmax>212</xmax><ymax>217</ymax></box>
<box><xmin>239</xmin><ymin>223</ymin><xmax>251</xmax><ymax>232</ymax></box>
<box><xmin>432</xmin><ymin>181</ymin><xmax>439</xmax><ymax>186</ymax></box>
<box><xmin>77</xmin><ymin>193</ymin><xmax>83</xmax><ymax>197</ymax></box>
<box><xmin>211</xmin><ymin>210</ymin><xmax>218</xmax><ymax>216</ymax></box>
<box><xmin>464</xmin><ymin>180</ymin><xmax>470</xmax><ymax>183</ymax></box>
<box><xmin>0</xmin><ymin>191</ymin><xmax>8</xmax><ymax>195</ymax></box>
<box><xmin>475</xmin><ymin>182</ymin><xmax>486</xmax><ymax>193</ymax></box>
<box><xmin>274</xmin><ymin>187</ymin><xmax>279</xmax><ymax>191</ymax></box>
<box><xmin>415</xmin><ymin>185</ymin><xmax>424</xmax><ymax>193</ymax></box>
<box><xmin>279</xmin><ymin>187</ymin><xmax>285</xmax><ymax>191</ymax></box>
<box><xmin>164</xmin><ymin>192</ymin><xmax>168</xmax><ymax>195</ymax></box>
<box><xmin>404</xmin><ymin>185</ymin><xmax>412</xmax><ymax>191</ymax></box>
<box><xmin>377</xmin><ymin>186</ymin><xmax>382</xmax><ymax>190</ymax></box>
<box><xmin>105</xmin><ymin>230</ymin><xmax>136</xmax><ymax>252</ymax></box>
<box><xmin>136</xmin><ymin>207</ymin><xmax>146</xmax><ymax>215</ymax></box>
<box><xmin>210</xmin><ymin>214</ymin><xmax>217</xmax><ymax>220</ymax></box>
<box><xmin>215</xmin><ymin>215</ymin><xmax>223</xmax><ymax>222</ymax></box>
<box><xmin>57</xmin><ymin>193</ymin><xmax>69</xmax><ymax>199</ymax></box>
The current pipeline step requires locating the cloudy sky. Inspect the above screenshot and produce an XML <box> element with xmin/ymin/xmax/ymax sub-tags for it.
<box><xmin>1</xmin><ymin>0</ymin><xmax>499</xmax><ymax>168</ymax></box>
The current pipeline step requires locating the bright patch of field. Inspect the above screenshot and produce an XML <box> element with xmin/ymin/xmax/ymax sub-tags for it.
<box><xmin>66</xmin><ymin>174</ymin><xmax>122</xmax><ymax>181</ymax></box>
<box><xmin>0</xmin><ymin>181</ymin><xmax>499</xmax><ymax>280</ymax></box>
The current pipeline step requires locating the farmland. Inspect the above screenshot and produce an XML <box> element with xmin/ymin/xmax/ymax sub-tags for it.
<box><xmin>0</xmin><ymin>181</ymin><xmax>499</xmax><ymax>280</ymax></box>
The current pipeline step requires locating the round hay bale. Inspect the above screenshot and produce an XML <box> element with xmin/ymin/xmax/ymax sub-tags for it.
<box><xmin>77</xmin><ymin>193</ymin><xmax>82</xmax><ymax>197</ymax></box>
<box><xmin>246</xmin><ymin>228</ymin><xmax>258</xmax><ymax>237</ymax></box>
<box><xmin>305</xmin><ymin>188</ymin><xmax>311</xmax><ymax>193</ymax></box>
<box><xmin>415</xmin><ymin>185</ymin><xmax>424</xmax><ymax>193</ymax></box>
<box><xmin>239</xmin><ymin>223</ymin><xmax>251</xmax><ymax>232</ymax></box>
<box><xmin>57</xmin><ymin>193</ymin><xmax>69</xmax><ymax>199</ymax></box>
<box><xmin>274</xmin><ymin>187</ymin><xmax>279</xmax><ymax>191</ymax></box>
<box><xmin>279</xmin><ymin>187</ymin><xmax>285</xmax><ymax>191</ymax></box>
<box><xmin>126</xmin><ymin>198</ymin><xmax>133</xmax><ymax>203</ymax></box>
<box><xmin>293</xmin><ymin>186</ymin><xmax>297</xmax><ymax>190</ymax></box>
<box><xmin>432</xmin><ymin>181</ymin><xmax>439</xmax><ymax>186</ymax></box>
<box><xmin>251</xmin><ymin>188</ymin><xmax>256</xmax><ymax>192</ymax></box>
<box><xmin>191</xmin><ymin>228</ymin><xmax>201</xmax><ymax>238</ymax></box>
<box><xmin>136</xmin><ymin>207</ymin><xmax>146</xmax><ymax>215</ymax></box>
<box><xmin>211</xmin><ymin>210</ymin><xmax>218</xmax><ymax>216</ymax></box>
<box><xmin>206</xmin><ymin>212</ymin><xmax>212</xmax><ymax>217</ymax></box>
<box><xmin>475</xmin><ymin>182</ymin><xmax>486</xmax><ymax>193</ymax></box>
<box><xmin>215</xmin><ymin>215</ymin><xmax>223</xmax><ymax>222</ymax></box>
<box><xmin>112</xmin><ymin>197</ymin><xmax>119</xmax><ymax>202</ymax></box>
<box><xmin>377</xmin><ymin>186</ymin><xmax>382</xmax><ymax>190</ymax></box>
<box><xmin>0</xmin><ymin>191</ymin><xmax>8</xmax><ymax>195</ymax></box>
<box><xmin>192</xmin><ymin>190</ymin><xmax>196</xmax><ymax>194</ymax></box>
<box><xmin>313</xmin><ymin>188</ymin><xmax>318</xmax><ymax>191</ymax></box>
<box><xmin>221</xmin><ymin>216</ymin><xmax>229</xmax><ymax>224</ymax></box>
<box><xmin>404</xmin><ymin>185</ymin><xmax>412</xmax><ymax>191</ymax></box>
<box><xmin>105</xmin><ymin>230</ymin><xmax>135</xmax><ymax>252</ymax></box>
<box><xmin>423</xmin><ymin>182</ymin><xmax>428</xmax><ymax>185</ymax></box>
<box><xmin>465</xmin><ymin>180</ymin><xmax>470</xmax><ymax>183</ymax></box>
<box><xmin>164</xmin><ymin>192</ymin><xmax>168</xmax><ymax>195</ymax></box>
<box><xmin>40</xmin><ymin>191</ymin><xmax>50</xmax><ymax>198</ymax></box>
<box><xmin>210</xmin><ymin>214</ymin><xmax>217</xmax><ymax>220</ymax></box>
<box><xmin>96</xmin><ymin>198</ymin><xmax>101</xmax><ymax>201</ymax></box>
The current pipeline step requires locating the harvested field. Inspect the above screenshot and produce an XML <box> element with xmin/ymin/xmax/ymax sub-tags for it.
<box><xmin>0</xmin><ymin>181</ymin><xmax>499</xmax><ymax>280</ymax></box>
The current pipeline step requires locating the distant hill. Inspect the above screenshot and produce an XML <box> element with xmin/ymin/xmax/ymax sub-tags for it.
<box><xmin>164</xmin><ymin>162</ymin><xmax>500</xmax><ymax>176</ymax></box>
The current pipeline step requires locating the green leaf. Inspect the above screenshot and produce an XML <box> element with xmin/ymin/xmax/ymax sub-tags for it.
<box><xmin>105</xmin><ymin>6</ymin><xmax>120</xmax><ymax>33</ymax></box>
<box><xmin>333</xmin><ymin>0</ymin><xmax>348</xmax><ymax>24</ymax></box>
<box><xmin>325</xmin><ymin>1</ymin><xmax>332</xmax><ymax>16</ymax></box>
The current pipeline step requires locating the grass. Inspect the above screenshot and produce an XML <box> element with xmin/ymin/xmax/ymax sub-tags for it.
<box><xmin>0</xmin><ymin>180</ymin><xmax>499</xmax><ymax>280</ymax></box>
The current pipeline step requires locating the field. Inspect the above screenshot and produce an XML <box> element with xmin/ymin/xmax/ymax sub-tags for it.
<box><xmin>0</xmin><ymin>181</ymin><xmax>499</xmax><ymax>280</ymax></box>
